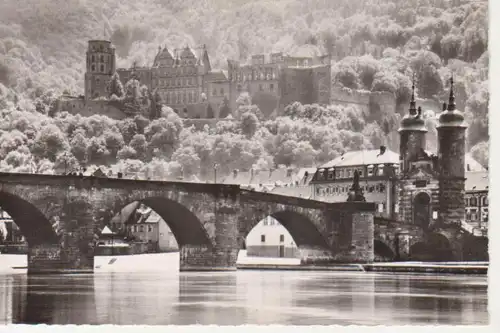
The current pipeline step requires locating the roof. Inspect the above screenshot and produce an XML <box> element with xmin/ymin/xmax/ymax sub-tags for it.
<box><xmin>465</xmin><ymin>171</ymin><xmax>489</xmax><ymax>191</ymax></box>
<box><xmin>319</xmin><ymin>149</ymin><xmax>485</xmax><ymax>172</ymax></box>
<box><xmin>221</xmin><ymin>168</ymin><xmax>308</xmax><ymax>186</ymax></box>
<box><xmin>320</xmin><ymin>149</ymin><xmax>399</xmax><ymax>168</ymax></box>
<box><xmin>269</xmin><ymin>185</ymin><xmax>313</xmax><ymax>199</ymax></box>
<box><xmin>180</xmin><ymin>47</ymin><xmax>197</xmax><ymax>59</ymax></box>
<box><xmin>206</xmin><ymin>70</ymin><xmax>228</xmax><ymax>82</ymax></box>
<box><xmin>101</xmin><ymin>226</ymin><xmax>115</xmax><ymax>235</ymax></box>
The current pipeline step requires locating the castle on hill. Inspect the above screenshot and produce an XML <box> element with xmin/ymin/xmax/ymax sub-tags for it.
<box><xmin>56</xmin><ymin>39</ymin><xmax>332</xmax><ymax>120</ymax></box>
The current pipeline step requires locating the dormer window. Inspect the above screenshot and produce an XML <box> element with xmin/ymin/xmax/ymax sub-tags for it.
<box><xmin>377</xmin><ymin>165</ymin><xmax>384</xmax><ymax>176</ymax></box>
<box><xmin>367</xmin><ymin>165</ymin><xmax>374</xmax><ymax>177</ymax></box>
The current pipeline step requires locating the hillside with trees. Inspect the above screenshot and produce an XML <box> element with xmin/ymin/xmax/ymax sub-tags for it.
<box><xmin>0</xmin><ymin>0</ymin><xmax>490</xmax><ymax>177</ymax></box>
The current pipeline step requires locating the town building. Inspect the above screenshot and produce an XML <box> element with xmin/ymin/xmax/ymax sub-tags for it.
<box><xmin>246</xmin><ymin>216</ymin><xmax>299</xmax><ymax>258</ymax></box>
<box><xmin>126</xmin><ymin>204</ymin><xmax>178</xmax><ymax>252</ymax></box>
<box><xmin>108</xmin><ymin>202</ymin><xmax>178</xmax><ymax>253</ymax></box>
<box><xmin>309</xmin><ymin>146</ymin><xmax>486</xmax><ymax>220</ymax></box>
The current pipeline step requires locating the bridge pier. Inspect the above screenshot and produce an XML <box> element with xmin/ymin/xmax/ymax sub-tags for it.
<box><xmin>330</xmin><ymin>212</ymin><xmax>375</xmax><ymax>263</ymax></box>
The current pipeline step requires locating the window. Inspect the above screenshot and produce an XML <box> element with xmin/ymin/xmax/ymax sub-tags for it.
<box><xmin>347</xmin><ymin>169</ymin><xmax>353</xmax><ymax>178</ymax></box>
<box><xmin>358</xmin><ymin>168</ymin><xmax>364</xmax><ymax>177</ymax></box>
<box><xmin>482</xmin><ymin>196</ymin><xmax>488</xmax><ymax>206</ymax></box>
<box><xmin>378</xmin><ymin>167</ymin><xmax>384</xmax><ymax>176</ymax></box>
<box><xmin>261</xmin><ymin>235</ymin><xmax>266</xmax><ymax>242</ymax></box>
<box><xmin>91</xmin><ymin>55</ymin><xmax>95</xmax><ymax>62</ymax></box>
<box><xmin>100</xmin><ymin>64</ymin><xmax>104</xmax><ymax>72</ymax></box>
<box><xmin>96</xmin><ymin>78</ymin><xmax>100</xmax><ymax>85</ymax></box>
<box><xmin>91</xmin><ymin>64</ymin><xmax>96</xmax><ymax>72</ymax></box>
<box><xmin>100</xmin><ymin>55</ymin><xmax>104</xmax><ymax>62</ymax></box>
<box><xmin>280</xmin><ymin>235</ymin><xmax>284</xmax><ymax>242</ymax></box>
<box><xmin>379</xmin><ymin>184</ymin><xmax>386</xmax><ymax>193</ymax></box>
<box><xmin>148</xmin><ymin>225</ymin><xmax>152</xmax><ymax>232</ymax></box>
<box><xmin>482</xmin><ymin>208</ymin><xmax>489</xmax><ymax>222</ymax></box>
<box><xmin>220</xmin><ymin>88</ymin><xmax>224</xmax><ymax>95</ymax></box>
<box><xmin>367</xmin><ymin>166</ymin><xmax>374</xmax><ymax>177</ymax></box>
<box><xmin>465</xmin><ymin>197</ymin><xmax>470</xmax><ymax>207</ymax></box>
<box><xmin>470</xmin><ymin>208</ymin><xmax>478</xmax><ymax>221</ymax></box>
<box><xmin>259</xmin><ymin>84</ymin><xmax>263</xmax><ymax>91</ymax></box>
<box><xmin>139</xmin><ymin>225</ymin><xmax>144</xmax><ymax>232</ymax></box>
<box><xmin>470</xmin><ymin>197</ymin><xmax>478</xmax><ymax>207</ymax></box>
<box><xmin>212</xmin><ymin>88</ymin><xmax>217</xmax><ymax>96</ymax></box>
<box><xmin>270</xmin><ymin>83</ymin><xmax>274</xmax><ymax>91</ymax></box>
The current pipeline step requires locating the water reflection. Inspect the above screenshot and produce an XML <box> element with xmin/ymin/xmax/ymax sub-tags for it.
<box><xmin>4</xmin><ymin>274</ymin><xmax>97</xmax><ymax>324</ymax></box>
<box><xmin>0</xmin><ymin>271</ymin><xmax>488</xmax><ymax>325</ymax></box>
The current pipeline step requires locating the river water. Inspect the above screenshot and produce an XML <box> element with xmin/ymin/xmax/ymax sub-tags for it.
<box><xmin>0</xmin><ymin>254</ymin><xmax>488</xmax><ymax>326</ymax></box>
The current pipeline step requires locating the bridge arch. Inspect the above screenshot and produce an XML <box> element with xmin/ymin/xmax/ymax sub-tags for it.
<box><xmin>374</xmin><ymin>240</ymin><xmax>395</xmax><ymax>262</ymax></box>
<box><xmin>409</xmin><ymin>233</ymin><xmax>454</xmax><ymax>261</ymax></box>
<box><xmin>240</xmin><ymin>209</ymin><xmax>332</xmax><ymax>263</ymax></box>
<box><xmin>107</xmin><ymin>196</ymin><xmax>213</xmax><ymax>247</ymax></box>
<box><xmin>0</xmin><ymin>191</ymin><xmax>59</xmax><ymax>246</ymax></box>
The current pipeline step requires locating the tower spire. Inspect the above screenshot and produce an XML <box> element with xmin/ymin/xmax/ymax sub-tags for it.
<box><xmin>447</xmin><ymin>75</ymin><xmax>456</xmax><ymax>112</ymax></box>
<box><xmin>409</xmin><ymin>73</ymin><xmax>417</xmax><ymax>116</ymax></box>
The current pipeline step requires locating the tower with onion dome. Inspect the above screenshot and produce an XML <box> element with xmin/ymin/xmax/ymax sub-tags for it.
<box><xmin>398</xmin><ymin>77</ymin><xmax>428</xmax><ymax>175</ymax></box>
<box><xmin>437</xmin><ymin>77</ymin><xmax>468</xmax><ymax>227</ymax></box>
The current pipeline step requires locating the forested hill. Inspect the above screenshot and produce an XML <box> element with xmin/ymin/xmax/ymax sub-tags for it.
<box><xmin>0</xmin><ymin>0</ymin><xmax>490</xmax><ymax>178</ymax></box>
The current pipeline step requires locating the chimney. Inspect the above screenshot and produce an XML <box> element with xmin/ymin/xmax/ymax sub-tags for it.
<box><xmin>379</xmin><ymin>146</ymin><xmax>386</xmax><ymax>155</ymax></box>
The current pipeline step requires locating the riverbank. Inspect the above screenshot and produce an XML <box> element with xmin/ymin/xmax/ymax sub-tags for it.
<box><xmin>0</xmin><ymin>252</ymin><xmax>488</xmax><ymax>275</ymax></box>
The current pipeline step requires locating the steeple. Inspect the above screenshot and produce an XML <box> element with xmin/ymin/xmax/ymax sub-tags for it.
<box><xmin>437</xmin><ymin>75</ymin><xmax>466</xmax><ymax>128</ymax></box>
<box><xmin>409</xmin><ymin>74</ymin><xmax>417</xmax><ymax>116</ymax></box>
<box><xmin>447</xmin><ymin>75</ymin><xmax>456</xmax><ymax>112</ymax></box>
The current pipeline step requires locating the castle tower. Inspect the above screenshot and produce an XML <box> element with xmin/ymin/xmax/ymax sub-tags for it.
<box><xmin>398</xmin><ymin>78</ymin><xmax>428</xmax><ymax>175</ymax></box>
<box><xmin>437</xmin><ymin>77</ymin><xmax>467</xmax><ymax>227</ymax></box>
<box><xmin>84</xmin><ymin>40</ymin><xmax>116</xmax><ymax>100</ymax></box>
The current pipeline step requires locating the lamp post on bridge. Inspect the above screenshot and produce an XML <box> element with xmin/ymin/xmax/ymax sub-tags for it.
<box><xmin>213</xmin><ymin>163</ymin><xmax>218</xmax><ymax>184</ymax></box>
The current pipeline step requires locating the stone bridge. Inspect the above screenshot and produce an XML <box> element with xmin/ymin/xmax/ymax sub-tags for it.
<box><xmin>373</xmin><ymin>217</ymin><xmax>489</xmax><ymax>262</ymax></box>
<box><xmin>0</xmin><ymin>172</ymin><xmax>376</xmax><ymax>274</ymax></box>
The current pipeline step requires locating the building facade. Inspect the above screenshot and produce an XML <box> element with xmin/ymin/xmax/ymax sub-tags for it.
<box><xmin>246</xmin><ymin>216</ymin><xmax>299</xmax><ymax>258</ymax></box>
<box><xmin>125</xmin><ymin>204</ymin><xmax>179</xmax><ymax>252</ymax></box>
